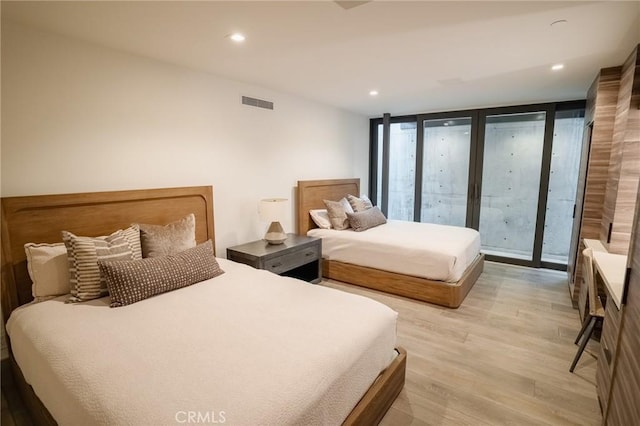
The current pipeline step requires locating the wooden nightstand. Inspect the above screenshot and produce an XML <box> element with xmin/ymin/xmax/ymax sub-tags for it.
<box><xmin>226</xmin><ymin>234</ymin><xmax>322</xmax><ymax>283</ymax></box>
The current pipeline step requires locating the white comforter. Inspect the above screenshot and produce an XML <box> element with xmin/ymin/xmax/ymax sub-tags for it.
<box><xmin>308</xmin><ymin>220</ymin><xmax>481</xmax><ymax>282</ymax></box>
<box><xmin>7</xmin><ymin>259</ymin><xmax>397</xmax><ymax>426</ymax></box>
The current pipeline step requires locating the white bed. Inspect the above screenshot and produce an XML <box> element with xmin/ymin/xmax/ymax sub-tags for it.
<box><xmin>308</xmin><ymin>220</ymin><xmax>481</xmax><ymax>283</ymax></box>
<box><xmin>7</xmin><ymin>258</ymin><xmax>398</xmax><ymax>425</ymax></box>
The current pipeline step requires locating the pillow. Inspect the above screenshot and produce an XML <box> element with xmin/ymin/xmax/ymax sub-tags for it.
<box><xmin>347</xmin><ymin>194</ymin><xmax>374</xmax><ymax>212</ymax></box>
<box><xmin>24</xmin><ymin>243</ymin><xmax>70</xmax><ymax>302</ymax></box>
<box><xmin>63</xmin><ymin>226</ymin><xmax>141</xmax><ymax>303</ymax></box>
<box><xmin>99</xmin><ymin>240</ymin><xmax>223</xmax><ymax>308</ymax></box>
<box><xmin>346</xmin><ymin>206</ymin><xmax>387</xmax><ymax>232</ymax></box>
<box><xmin>137</xmin><ymin>213</ymin><xmax>196</xmax><ymax>258</ymax></box>
<box><xmin>323</xmin><ymin>198</ymin><xmax>354</xmax><ymax>230</ymax></box>
<box><xmin>309</xmin><ymin>209</ymin><xmax>332</xmax><ymax>229</ymax></box>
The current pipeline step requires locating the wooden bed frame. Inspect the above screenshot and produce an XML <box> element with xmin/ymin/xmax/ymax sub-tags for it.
<box><xmin>297</xmin><ymin>178</ymin><xmax>485</xmax><ymax>308</ymax></box>
<box><xmin>1</xmin><ymin>186</ymin><xmax>405</xmax><ymax>426</ymax></box>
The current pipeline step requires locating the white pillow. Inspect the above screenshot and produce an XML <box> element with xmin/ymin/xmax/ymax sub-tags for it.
<box><xmin>24</xmin><ymin>243</ymin><xmax>71</xmax><ymax>302</ymax></box>
<box><xmin>310</xmin><ymin>209</ymin><xmax>332</xmax><ymax>229</ymax></box>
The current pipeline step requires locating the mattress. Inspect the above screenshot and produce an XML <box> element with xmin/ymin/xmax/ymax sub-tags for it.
<box><xmin>308</xmin><ymin>220</ymin><xmax>481</xmax><ymax>282</ymax></box>
<box><xmin>6</xmin><ymin>258</ymin><xmax>397</xmax><ymax>426</ymax></box>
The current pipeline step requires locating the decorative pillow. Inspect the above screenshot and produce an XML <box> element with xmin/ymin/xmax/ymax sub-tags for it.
<box><xmin>347</xmin><ymin>194</ymin><xmax>374</xmax><ymax>212</ymax></box>
<box><xmin>63</xmin><ymin>227</ymin><xmax>140</xmax><ymax>303</ymax></box>
<box><xmin>24</xmin><ymin>243</ymin><xmax>71</xmax><ymax>302</ymax></box>
<box><xmin>99</xmin><ymin>240</ymin><xmax>223</xmax><ymax>308</ymax></box>
<box><xmin>309</xmin><ymin>209</ymin><xmax>332</xmax><ymax>229</ymax></box>
<box><xmin>137</xmin><ymin>213</ymin><xmax>196</xmax><ymax>258</ymax></box>
<box><xmin>346</xmin><ymin>206</ymin><xmax>387</xmax><ymax>232</ymax></box>
<box><xmin>323</xmin><ymin>198</ymin><xmax>354</xmax><ymax>230</ymax></box>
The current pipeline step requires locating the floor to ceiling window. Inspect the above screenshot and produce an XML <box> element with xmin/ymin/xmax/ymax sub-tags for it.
<box><xmin>421</xmin><ymin>117</ymin><xmax>472</xmax><ymax>227</ymax></box>
<box><xmin>478</xmin><ymin>111</ymin><xmax>547</xmax><ymax>261</ymax></box>
<box><xmin>370</xmin><ymin>101</ymin><xmax>585</xmax><ymax>270</ymax></box>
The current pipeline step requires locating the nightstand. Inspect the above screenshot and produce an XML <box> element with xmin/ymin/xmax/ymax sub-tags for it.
<box><xmin>226</xmin><ymin>234</ymin><xmax>322</xmax><ymax>283</ymax></box>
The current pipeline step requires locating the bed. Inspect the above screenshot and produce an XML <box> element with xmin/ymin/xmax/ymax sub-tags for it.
<box><xmin>297</xmin><ymin>179</ymin><xmax>485</xmax><ymax>308</ymax></box>
<box><xmin>1</xmin><ymin>186</ymin><xmax>406</xmax><ymax>425</ymax></box>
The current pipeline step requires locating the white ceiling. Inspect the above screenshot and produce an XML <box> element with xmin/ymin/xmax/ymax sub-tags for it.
<box><xmin>3</xmin><ymin>1</ymin><xmax>639</xmax><ymax>117</ymax></box>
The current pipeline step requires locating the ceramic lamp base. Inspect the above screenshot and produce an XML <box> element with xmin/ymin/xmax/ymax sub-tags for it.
<box><xmin>265</xmin><ymin>221</ymin><xmax>287</xmax><ymax>244</ymax></box>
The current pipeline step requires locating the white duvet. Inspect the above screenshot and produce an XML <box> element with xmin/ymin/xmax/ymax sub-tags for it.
<box><xmin>308</xmin><ymin>220</ymin><xmax>481</xmax><ymax>282</ymax></box>
<box><xmin>6</xmin><ymin>259</ymin><xmax>397</xmax><ymax>426</ymax></box>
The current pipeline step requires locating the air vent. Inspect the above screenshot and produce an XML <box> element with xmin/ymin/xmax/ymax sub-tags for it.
<box><xmin>242</xmin><ymin>96</ymin><xmax>274</xmax><ymax>110</ymax></box>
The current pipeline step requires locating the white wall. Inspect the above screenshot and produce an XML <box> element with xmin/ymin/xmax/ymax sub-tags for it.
<box><xmin>1</xmin><ymin>21</ymin><xmax>369</xmax><ymax>254</ymax></box>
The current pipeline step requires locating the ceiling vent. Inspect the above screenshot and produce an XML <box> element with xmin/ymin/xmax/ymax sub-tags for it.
<box><xmin>242</xmin><ymin>96</ymin><xmax>274</xmax><ymax>110</ymax></box>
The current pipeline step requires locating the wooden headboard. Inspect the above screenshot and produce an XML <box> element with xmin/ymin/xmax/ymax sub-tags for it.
<box><xmin>1</xmin><ymin>186</ymin><xmax>215</xmax><ymax>323</ymax></box>
<box><xmin>297</xmin><ymin>178</ymin><xmax>360</xmax><ymax>234</ymax></box>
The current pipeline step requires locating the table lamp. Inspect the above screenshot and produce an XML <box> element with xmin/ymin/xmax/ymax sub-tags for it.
<box><xmin>259</xmin><ymin>198</ymin><xmax>288</xmax><ymax>244</ymax></box>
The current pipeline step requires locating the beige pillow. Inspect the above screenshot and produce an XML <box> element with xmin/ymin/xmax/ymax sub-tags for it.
<box><xmin>323</xmin><ymin>198</ymin><xmax>354</xmax><ymax>230</ymax></box>
<box><xmin>63</xmin><ymin>227</ymin><xmax>140</xmax><ymax>303</ymax></box>
<box><xmin>25</xmin><ymin>243</ymin><xmax>71</xmax><ymax>301</ymax></box>
<box><xmin>137</xmin><ymin>214</ymin><xmax>196</xmax><ymax>258</ymax></box>
<box><xmin>346</xmin><ymin>206</ymin><xmax>387</xmax><ymax>232</ymax></box>
<box><xmin>347</xmin><ymin>194</ymin><xmax>374</xmax><ymax>212</ymax></box>
<box><xmin>99</xmin><ymin>240</ymin><xmax>224</xmax><ymax>307</ymax></box>
<box><xmin>309</xmin><ymin>209</ymin><xmax>332</xmax><ymax>229</ymax></box>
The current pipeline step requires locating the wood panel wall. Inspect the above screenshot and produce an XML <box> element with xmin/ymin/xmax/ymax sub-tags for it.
<box><xmin>605</xmin><ymin>47</ymin><xmax>640</xmax><ymax>255</ymax></box>
<box><xmin>571</xmin><ymin>67</ymin><xmax>621</xmax><ymax>300</ymax></box>
<box><xmin>603</xmin><ymin>186</ymin><xmax>640</xmax><ymax>424</ymax></box>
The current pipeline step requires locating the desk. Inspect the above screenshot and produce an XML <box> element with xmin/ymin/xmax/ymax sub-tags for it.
<box><xmin>584</xmin><ymin>238</ymin><xmax>608</xmax><ymax>252</ymax></box>
<box><xmin>592</xmin><ymin>251</ymin><xmax>627</xmax><ymax>309</ymax></box>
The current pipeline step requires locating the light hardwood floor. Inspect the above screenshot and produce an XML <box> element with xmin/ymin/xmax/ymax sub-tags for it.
<box><xmin>323</xmin><ymin>261</ymin><xmax>602</xmax><ymax>426</ymax></box>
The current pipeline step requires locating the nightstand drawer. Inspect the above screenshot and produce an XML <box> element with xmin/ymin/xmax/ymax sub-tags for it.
<box><xmin>264</xmin><ymin>247</ymin><xmax>319</xmax><ymax>274</ymax></box>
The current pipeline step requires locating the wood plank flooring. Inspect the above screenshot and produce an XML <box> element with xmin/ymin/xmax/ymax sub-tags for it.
<box><xmin>323</xmin><ymin>261</ymin><xmax>602</xmax><ymax>426</ymax></box>
<box><xmin>0</xmin><ymin>261</ymin><xmax>601</xmax><ymax>425</ymax></box>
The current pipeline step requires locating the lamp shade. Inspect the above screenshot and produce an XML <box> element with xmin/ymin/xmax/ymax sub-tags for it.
<box><xmin>259</xmin><ymin>198</ymin><xmax>288</xmax><ymax>222</ymax></box>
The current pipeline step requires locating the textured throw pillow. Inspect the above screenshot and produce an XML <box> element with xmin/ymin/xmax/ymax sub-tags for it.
<box><xmin>309</xmin><ymin>209</ymin><xmax>332</xmax><ymax>229</ymax></box>
<box><xmin>346</xmin><ymin>206</ymin><xmax>387</xmax><ymax>232</ymax></box>
<box><xmin>99</xmin><ymin>240</ymin><xmax>223</xmax><ymax>308</ymax></box>
<box><xmin>137</xmin><ymin>213</ymin><xmax>196</xmax><ymax>258</ymax></box>
<box><xmin>323</xmin><ymin>198</ymin><xmax>354</xmax><ymax>230</ymax></box>
<box><xmin>347</xmin><ymin>194</ymin><xmax>374</xmax><ymax>212</ymax></box>
<box><xmin>24</xmin><ymin>242</ymin><xmax>71</xmax><ymax>302</ymax></box>
<box><xmin>63</xmin><ymin>227</ymin><xmax>141</xmax><ymax>303</ymax></box>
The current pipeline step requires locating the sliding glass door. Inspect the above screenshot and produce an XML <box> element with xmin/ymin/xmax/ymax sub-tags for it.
<box><xmin>371</xmin><ymin>101</ymin><xmax>585</xmax><ymax>269</ymax></box>
<box><xmin>388</xmin><ymin>122</ymin><xmax>417</xmax><ymax>221</ymax></box>
<box><xmin>476</xmin><ymin>111</ymin><xmax>547</xmax><ymax>261</ymax></box>
<box><xmin>420</xmin><ymin>117</ymin><xmax>473</xmax><ymax>227</ymax></box>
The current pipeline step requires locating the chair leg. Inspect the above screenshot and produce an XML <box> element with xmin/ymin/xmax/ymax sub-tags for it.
<box><xmin>575</xmin><ymin>314</ymin><xmax>593</xmax><ymax>345</ymax></box>
<box><xmin>570</xmin><ymin>316</ymin><xmax>597</xmax><ymax>373</ymax></box>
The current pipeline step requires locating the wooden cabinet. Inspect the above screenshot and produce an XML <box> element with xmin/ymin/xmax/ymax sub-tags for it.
<box><xmin>571</xmin><ymin>44</ymin><xmax>640</xmax><ymax>424</ymax></box>
<box><xmin>568</xmin><ymin>67</ymin><xmax>621</xmax><ymax>301</ymax></box>
<box><xmin>600</xmin><ymin>46</ymin><xmax>640</xmax><ymax>255</ymax></box>
<box><xmin>596</xmin><ymin>296</ymin><xmax>622</xmax><ymax>414</ymax></box>
<box><xmin>599</xmin><ymin>194</ymin><xmax>640</xmax><ymax>424</ymax></box>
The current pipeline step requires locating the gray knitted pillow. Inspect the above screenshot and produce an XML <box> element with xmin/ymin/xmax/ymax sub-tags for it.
<box><xmin>346</xmin><ymin>206</ymin><xmax>387</xmax><ymax>232</ymax></box>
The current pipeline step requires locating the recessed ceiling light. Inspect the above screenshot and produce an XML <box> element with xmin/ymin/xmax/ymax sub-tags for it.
<box><xmin>369</xmin><ymin>90</ymin><xmax>379</xmax><ymax>96</ymax></box>
<box><xmin>551</xmin><ymin>64</ymin><xmax>564</xmax><ymax>71</ymax></box>
<box><xmin>229</xmin><ymin>33</ymin><xmax>246</xmax><ymax>42</ymax></box>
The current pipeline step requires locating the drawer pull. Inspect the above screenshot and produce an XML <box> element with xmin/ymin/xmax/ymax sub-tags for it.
<box><xmin>271</xmin><ymin>262</ymin><xmax>282</xmax><ymax>268</ymax></box>
<box><xmin>305</xmin><ymin>252</ymin><xmax>314</xmax><ymax>257</ymax></box>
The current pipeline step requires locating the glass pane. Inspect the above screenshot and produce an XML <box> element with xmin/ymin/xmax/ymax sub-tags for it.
<box><xmin>376</xmin><ymin>124</ymin><xmax>383</xmax><ymax>207</ymax></box>
<box><xmin>388</xmin><ymin>122</ymin><xmax>417</xmax><ymax>221</ymax></box>
<box><xmin>479</xmin><ymin>112</ymin><xmax>546</xmax><ymax>260</ymax></box>
<box><xmin>542</xmin><ymin>109</ymin><xmax>585</xmax><ymax>264</ymax></box>
<box><xmin>421</xmin><ymin>117</ymin><xmax>471</xmax><ymax>227</ymax></box>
